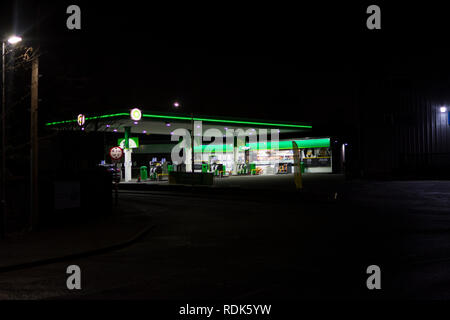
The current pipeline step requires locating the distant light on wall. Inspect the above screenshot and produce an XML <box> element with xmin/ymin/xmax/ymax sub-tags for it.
<box><xmin>440</xmin><ymin>106</ymin><xmax>447</xmax><ymax>113</ymax></box>
<box><xmin>165</xmin><ymin>122</ymin><xmax>171</xmax><ymax>127</ymax></box>
<box><xmin>113</xmin><ymin>129</ymin><xmax>118</xmax><ymax>132</ymax></box>
<box><xmin>130</xmin><ymin>108</ymin><xmax>142</xmax><ymax>121</ymax></box>
<box><xmin>173</xmin><ymin>101</ymin><xmax>180</xmax><ymax>108</ymax></box>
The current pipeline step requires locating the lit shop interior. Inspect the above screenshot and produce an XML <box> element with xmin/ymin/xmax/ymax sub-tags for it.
<box><xmin>131</xmin><ymin>138</ymin><xmax>332</xmax><ymax>177</ymax></box>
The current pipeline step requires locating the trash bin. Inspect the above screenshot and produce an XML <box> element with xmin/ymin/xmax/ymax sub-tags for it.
<box><xmin>202</xmin><ymin>163</ymin><xmax>208</xmax><ymax>173</ymax></box>
<box><xmin>300</xmin><ymin>161</ymin><xmax>305</xmax><ymax>174</ymax></box>
<box><xmin>140</xmin><ymin>166</ymin><xmax>148</xmax><ymax>180</ymax></box>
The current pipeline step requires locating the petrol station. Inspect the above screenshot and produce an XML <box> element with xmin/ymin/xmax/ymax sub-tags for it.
<box><xmin>45</xmin><ymin>109</ymin><xmax>333</xmax><ymax>183</ymax></box>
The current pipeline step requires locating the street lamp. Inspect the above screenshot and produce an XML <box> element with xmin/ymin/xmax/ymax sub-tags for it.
<box><xmin>7</xmin><ymin>36</ymin><xmax>22</xmax><ymax>45</ymax></box>
<box><xmin>1</xmin><ymin>35</ymin><xmax>22</xmax><ymax>238</ymax></box>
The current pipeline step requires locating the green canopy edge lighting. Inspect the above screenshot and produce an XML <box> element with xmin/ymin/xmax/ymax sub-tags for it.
<box><xmin>45</xmin><ymin>112</ymin><xmax>312</xmax><ymax>129</ymax></box>
<box><xmin>45</xmin><ymin>113</ymin><xmax>129</xmax><ymax>126</ymax></box>
<box><xmin>191</xmin><ymin>117</ymin><xmax>311</xmax><ymax>128</ymax></box>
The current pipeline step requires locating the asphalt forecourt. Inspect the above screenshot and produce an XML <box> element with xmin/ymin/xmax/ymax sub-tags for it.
<box><xmin>117</xmin><ymin>173</ymin><xmax>346</xmax><ymax>203</ymax></box>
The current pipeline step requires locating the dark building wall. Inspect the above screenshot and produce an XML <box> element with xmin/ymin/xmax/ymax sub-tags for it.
<box><xmin>38</xmin><ymin>131</ymin><xmax>112</xmax><ymax>225</ymax></box>
<box><xmin>40</xmin><ymin>131</ymin><xmax>105</xmax><ymax>174</ymax></box>
<box><xmin>357</xmin><ymin>71</ymin><xmax>450</xmax><ymax>178</ymax></box>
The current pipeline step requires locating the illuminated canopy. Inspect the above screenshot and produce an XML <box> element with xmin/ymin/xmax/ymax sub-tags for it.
<box><xmin>45</xmin><ymin>110</ymin><xmax>312</xmax><ymax>135</ymax></box>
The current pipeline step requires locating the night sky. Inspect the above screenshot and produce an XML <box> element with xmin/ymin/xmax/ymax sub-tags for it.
<box><xmin>2</xmin><ymin>1</ymin><xmax>450</xmax><ymax>137</ymax></box>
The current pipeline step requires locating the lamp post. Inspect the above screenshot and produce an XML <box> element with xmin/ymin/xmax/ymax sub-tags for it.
<box><xmin>1</xmin><ymin>35</ymin><xmax>22</xmax><ymax>238</ymax></box>
<box><xmin>30</xmin><ymin>47</ymin><xmax>39</xmax><ymax>231</ymax></box>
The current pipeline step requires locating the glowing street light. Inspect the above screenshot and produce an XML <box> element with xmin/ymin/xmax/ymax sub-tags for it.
<box><xmin>7</xmin><ymin>35</ymin><xmax>22</xmax><ymax>44</ymax></box>
<box><xmin>440</xmin><ymin>106</ymin><xmax>447</xmax><ymax>113</ymax></box>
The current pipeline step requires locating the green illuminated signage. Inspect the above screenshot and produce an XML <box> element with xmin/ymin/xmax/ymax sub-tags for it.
<box><xmin>193</xmin><ymin>138</ymin><xmax>330</xmax><ymax>152</ymax></box>
<box><xmin>118</xmin><ymin>137</ymin><xmax>139</xmax><ymax>148</ymax></box>
<box><xmin>247</xmin><ymin>138</ymin><xmax>330</xmax><ymax>150</ymax></box>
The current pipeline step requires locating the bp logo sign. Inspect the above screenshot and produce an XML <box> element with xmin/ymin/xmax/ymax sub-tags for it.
<box><xmin>130</xmin><ymin>108</ymin><xmax>142</xmax><ymax>121</ymax></box>
<box><xmin>77</xmin><ymin>114</ymin><xmax>85</xmax><ymax>126</ymax></box>
<box><xmin>118</xmin><ymin>137</ymin><xmax>139</xmax><ymax>149</ymax></box>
